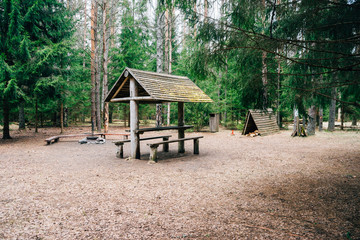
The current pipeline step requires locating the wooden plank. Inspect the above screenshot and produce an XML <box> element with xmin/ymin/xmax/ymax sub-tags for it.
<box><xmin>112</xmin><ymin>76</ymin><xmax>129</xmax><ymax>99</ymax></box>
<box><xmin>113</xmin><ymin>135</ymin><xmax>172</xmax><ymax>145</ymax></box>
<box><xmin>125</xmin><ymin>125</ymin><xmax>194</xmax><ymax>133</ymax></box>
<box><xmin>110</xmin><ymin>96</ymin><xmax>155</xmax><ymax>102</ymax></box>
<box><xmin>148</xmin><ymin>136</ymin><xmax>203</xmax><ymax>146</ymax></box>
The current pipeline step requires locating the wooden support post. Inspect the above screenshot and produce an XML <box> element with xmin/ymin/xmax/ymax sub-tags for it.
<box><xmin>149</xmin><ymin>144</ymin><xmax>159</xmax><ymax>162</ymax></box>
<box><xmin>163</xmin><ymin>137</ymin><xmax>169</xmax><ymax>152</ymax></box>
<box><xmin>104</xmin><ymin>102</ymin><xmax>109</xmax><ymax>133</ymax></box>
<box><xmin>116</xmin><ymin>143</ymin><xmax>124</xmax><ymax>158</ymax></box>
<box><xmin>194</xmin><ymin>138</ymin><xmax>199</xmax><ymax>154</ymax></box>
<box><xmin>130</xmin><ymin>77</ymin><xmax>140</xmax><ymax>159</ymax></box>
<box><xmin>178</xmin><ymin>102</ymin><xmax>185</xmax><ymax>153</ymax></box>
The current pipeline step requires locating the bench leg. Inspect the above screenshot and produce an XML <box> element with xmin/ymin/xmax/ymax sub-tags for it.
<box><xmin>163</xmin><ymin>137</ymin><xmax>169</xmax><ymax>152</ymax></box>
<box><xmin>54</xmin><ymin>138</ymin><xmax>59</xmax><ymax>143</ymax></box>
<box><xmin>149</xmin><ymin>145</ymin><xmax>159</xmax><ymax>162</ymax></box>
<box><xmin>116</xmin><ymin>144</ymin><xmax>124</xmax><ymax>158</ymax></box>
<box><xmin>194</xmin><ymin>139</ymin><xmax>199</xmax><ymax>154</ymax></box>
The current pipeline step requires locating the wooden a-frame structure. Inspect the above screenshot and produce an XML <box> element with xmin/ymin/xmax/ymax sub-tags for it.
<box><xmin>105</xmin><ymin>68</ymin><xmax>213</xmax><ymax>159</ymax></box>
<box><xmin>242</xmin><ymin>109</ymin><xmax>279</xmax><ymax>136</ymax></box>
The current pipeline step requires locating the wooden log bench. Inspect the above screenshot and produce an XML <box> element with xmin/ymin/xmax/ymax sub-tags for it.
<box><xmin>45</xmin><ymin>133</ymin><xmax>130</xmax><ymax>145</ymax></box>
<box><xmin>45</xmin><ymin>136</ymin><xmax>60</xmax><ymax>145</ymax></box>
<box><xmin>113</xmin><ymin>135</ymin><xmax>172</xmax><ymax>158</ymax></box>
<box><xmin>147</xmin><ymin>136</ymin><xmax>204</xmax><ymax>162</ymax></box>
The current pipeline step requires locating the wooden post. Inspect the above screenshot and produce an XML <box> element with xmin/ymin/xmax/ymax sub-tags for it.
<box><xmin>149</xmin><ymin>144</ymin><xmax>159</xmax><ymax>162</ymax></box>
<box><xmin>116</xmin><ymin>143</ymin><xmax>124</xmax><ymax>158</ymax></box>
<box><xmin>163</xmin><ymin>137</ymin><xmax>169</xmax><ymax>152</ymax></box>
<box><xmin>178</xmin><ymin>102</ymin><xmax>185</xmax><ymax>153</ymax></box>
<box><xmin>194</xmin><ymin>138</ymin><xmax>199</xmax><ymax>154</ymax></box>
<box><xmin>130</xmin><ymin>77</ymin><xmax>140</xmax><ymax>159</ymax></box>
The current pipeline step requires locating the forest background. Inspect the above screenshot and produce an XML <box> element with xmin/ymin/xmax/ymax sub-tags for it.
<box><xmin>1</xmin><ymin>0</ymin><xmax>359</xmax><ymax>139</ymax></box>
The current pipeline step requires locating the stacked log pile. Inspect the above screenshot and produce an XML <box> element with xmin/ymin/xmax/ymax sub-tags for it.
<box><xmin>246</xmin><ymin>130</ymin><xmax>260</xmax><ymax>137</ymax></box>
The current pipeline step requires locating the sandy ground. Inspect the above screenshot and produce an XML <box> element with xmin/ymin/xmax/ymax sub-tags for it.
<box><xmin>0</xmin><ymin>126</ymin><xmax>359</xmax><ymax>239</ymax></box>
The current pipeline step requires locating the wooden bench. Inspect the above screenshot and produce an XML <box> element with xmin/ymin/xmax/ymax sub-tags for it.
<box><xmin>147</xmin><ymin>136</ymin><xmax>204</xmax><ymax>162</ymax></box>
<box><xmin>113</xmin><ymin>135</ymin><xmax>172</xmax><ymax>158</ymax></box>
<box><xmin>45</xmin><ymin>136</ymin><xmax>60</xmax><ymax>144</ymax></box>
<box><xmin>45</xmin><ymin>133</ymin><xmax>129</xmax><ymax>145</ymax></box>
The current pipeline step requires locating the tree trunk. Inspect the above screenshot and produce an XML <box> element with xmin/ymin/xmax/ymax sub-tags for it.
<box><xmin>261</xmin><ymin>0</ymin><xmax>268</xmax><ymax>109</ymax></box>
<box><xmin>35</xmin><ymin>98</ymin><xmax>38</xmax><ymax>133</ymax></box>
<box><xmin>109</xmin><ymin>105</ymin><xmax>113</xmax><ymax>124</ymax></box>
<box><xmin>123</xmin><ymin>104</ymin><xmax>127</xmax><ymax>127</ymax></box>
<box><xmin>276</xmin><ymin>55</ymin><xmax>281</xmax><ymax>128</ymax></box>
<box><xmin>83</xmin><ymin>0</ymin><xmax>87</xmax><ymax>68</ymax></box>
<box><xmin>340</xmin><ymin>104</ymin><xmax>344</xmax><ymax>130</ymax></box>
<box><xmin>2</xmin><ymin>99</ymin><xmax>11</xmax><ymax>139</ymax></box>
<box><xmin>164</xmin><ymin>8</ymin><xmax>169</xmax><ymax>73</ymax></box>
<box><xmin>327</xmin><ymin>87</ymin><xmax>336</xmax><ymax>131</ymax></box>
<box><xmin>319</xmin><ymin>107</ymin><xmax>323</xmax><ymax>131</ymax></box>
<box><xmin>60</xmin><ymin>102</ymin><xmax>64</xmax><ymax>133</ymax></box>
<box><xmin>307</xmin><ymin>105</ymin><xmax>316</xmax><ymax>136</ymax></box>
<box><xmin>166</xmin><ymin>5</ymin><xmax>173</xmax><ymax>126</ymax></box>
<box><xmin>193</xmin><ymin>1</ymin><xmax>197</xmax><ymax>37</ymax></box>
<box><xmin>19</xmin><ymin>102</ymin><xmax>25</xmax><ymax>130</ymax></box>
<box><xmin>64</xmin><ymin>107</ymin><xmax>68</xmax><ymax>127</ymax></box>
<box><xmin>156</xmin><ymin>1</ymin><xmax>164</xmax><ymax>127</ymax></box>
<box><xmin>102</xmin><ymin>0</ymin><xmax>109</xmax><ymax>133</ymax></box>
<box><xmin>293</xmin><ymin>107</ymin><xmax>298</xmax><ymax>131</ymax></box>
<box><xmin>96</xmin><ymin>35</ymin><xmax>101</xmax><ymax>132</ymax></box>
<box><xmin>204</xmin><ymin>0</ymin><xmax>208</xmax><ymax>22</ymax></box>
<box><xmin>352</xmin><ymin>116</ymin><xmax>357</xmax><ymax>126</ymax></box>
<box><xmin>156</xmin><ymin>104</ymin><xmax>162</xmax><ymax>127</ymax></box>
<box><xmin>156</xmin><ymin>2</ymin><xmax>163</xmax><ymax>73</ymax></box>
<box><xmin>90</xmin><ymin>0</ymin><xmax>98</xmax><ymax>134</ymax></box>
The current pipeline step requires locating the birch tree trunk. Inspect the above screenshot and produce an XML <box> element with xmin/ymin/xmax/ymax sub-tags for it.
<box><xmin>164</xmin><ymin>8</ymin><xmax>169</xmax><ymax>73</ymax></box>
<box><xmin>327</xmin><ymin>87</ymin><xmax>337</xmax><ymax>131</ymax></box>
<box><xmin>167</xmin><ymin>5</ymin><xmax>174</xmax><ymax>126</ymax></box>
<box><xmin>156</xmin><ymin>0</ymin><xmax>164</xmax><ymax>127</ymax></box>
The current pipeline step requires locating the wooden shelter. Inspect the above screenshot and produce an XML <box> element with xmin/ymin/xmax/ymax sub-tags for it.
<box><xmin>105</xmin><ymin>68</ymin><xmax>213</xmax><ymax>159</ymax></box>
<box><xmin>242</xmin><ymin>109</ymin><xmax>279</xmax><ymax>136</ymax></box>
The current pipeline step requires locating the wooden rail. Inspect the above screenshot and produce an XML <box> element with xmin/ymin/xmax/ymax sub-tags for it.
<box><xmin>125</xmin><ymin>125</ymin><xmax>194</xmax><ymax>134</ymax></box>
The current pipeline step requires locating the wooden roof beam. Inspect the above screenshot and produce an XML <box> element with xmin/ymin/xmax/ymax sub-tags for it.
<box><xmin>110</xmin><ymin>96</ymin><xmax>155</xmax><ymax>102</ymax></box>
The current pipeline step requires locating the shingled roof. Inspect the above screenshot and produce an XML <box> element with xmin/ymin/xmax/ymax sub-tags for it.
<box><xmin>105</xmin><ymin>68</ymin><xmax>213</xmax><ymax>103</ymax></box>
<box><xmin>242</xmin><ymin>109</ymin><xmax>280</xmax><ymax>136</ymax></box>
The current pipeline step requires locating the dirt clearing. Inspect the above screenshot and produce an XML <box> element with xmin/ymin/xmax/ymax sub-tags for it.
<box><xmin>0</xmin><ymin>127</ymin><xmax>359</xmax><ymax>239</ymax></box>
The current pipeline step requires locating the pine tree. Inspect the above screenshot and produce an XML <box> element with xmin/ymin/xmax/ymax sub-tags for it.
<box><xmin>0</xmin><ymin>0</ymin><xmax>72</xmax><ymax>139</ymax></box>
